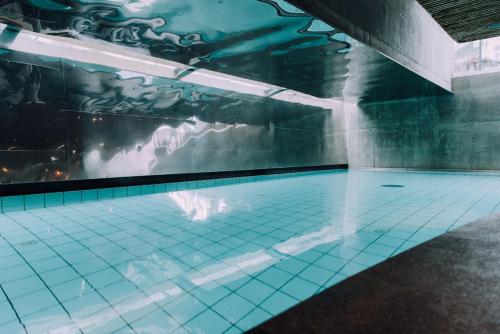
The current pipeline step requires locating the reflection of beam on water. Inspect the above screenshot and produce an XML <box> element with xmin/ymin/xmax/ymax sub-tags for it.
<box><xmin>169</xmin><ymin>191</ymin><xmax>229</xmax><ymax>221</ymax></box>
<box><xmin>189</xmin><ymin>250</ymin><xmax>276</xmax><ymax>287</ymax></box>
<box><xmin>273</xmin><ymin>224</ymin><xmax>346</xmax><ymax>256</ymax></box>
<box><xmin>189</xmin><ymin>220</ymin><xmax>353</xmax><ymax>289</ymax></box>
<box><xmin>50</xmin><ymin>286</ymin><xmax>182</xmax><ymax>334</ymax></box>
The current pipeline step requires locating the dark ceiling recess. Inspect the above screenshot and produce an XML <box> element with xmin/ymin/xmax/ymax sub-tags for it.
<box><xmin>417</xmin><ymin>0</ymin><xmax>500</xmax><ymax>42</ymax></box>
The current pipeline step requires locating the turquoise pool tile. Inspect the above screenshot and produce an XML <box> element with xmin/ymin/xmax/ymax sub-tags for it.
<box><xmin>162</xmin><ymin>293</ymin><xmax>207</xmax><ymax>324</ymax></box>
<box><xmin>24</xmin><ymin>194</ymin><xmax>45</xmax><ymax>210</ymax></box>
<box><xmin>213</xmin><ymin>293</ymin><xmax>255</xmax><ymax>324</ymax></box>
<box><xmin>0</xmin><ymin>301</ymin><xmax>17</xmax><ymax>325</ymax></box>
<box><xmin>98</xmin><ymin>280</ymin><xmax>138</xmax><ymax>305</ymax></box>
<box><xmin>260</xmin><ymin>291</ymin><xmax>298</xmax><ymax>316</ymax></box>
<box><xmin>114</xmin><ymin>187</ymin><xmax>128</xmax><ymax>198</ymax></box>
<box><xmin>0</xmin><ymin>320</ymin><xmax>25</xmax><ymax>334</ymax></box>
<box><xmin>376</xmin><ymin>235</ymin><xmax>406</xmax><ymax>248</ymax></box>
<box><xmin>0</xmin><ymin>245</ymin><xmax>16</xmax><ymax>258</ymax></box>
<box><xmin>338</xmin><ymin>262</ymin><xmax>368</xmax><ymax>277</ymax></box>
<box><xmin>44</xmin><ymin>192</ymin><xmax>65</xmax><ymax>207</ymax></box>
<box><xmin>0</xmin><ymin>264</ymin><xmax>35</xmax><ymax>283</ymax></box>
<box><xmin>63</xmin><ymin>291</ymin><xmax>108</xmax><ymax>318</ymax></box>
<box><xmin>82</xmin><ymin>189</ymin><xmax>98</xmax><ymax>202</ymax></box>
<box><xmin>131</xmin><ymin>308</ymin><xmax>178</xmax><ymax>333</ymax></box>
<box><xmin>220</xmin><ymin>276</ymin><xmax>252</xmax><ymax>292</ymax></box>
<box><xmin>191</xmin><ymin>285</ymin><xmax>231</xmax><ymax>306</ymax></box>
<box><xmin>341</xmin><ymin>236</ymin><xmax>372</xmax><ymax>251</ymax></box>
<box><xmin>2</xmin><ymin>170</ymin><xmax>500</xmax><ymax>333</ymax></box>
<box><xmin>294</xmin><ymin>249</ymin><xmax>324</xmax><ymax>263</ymax></box>
<box><xmin>184</xmin><ymin>309</ymin><xmax>232</xmax><ymax>334</ymax></box>
<box><xmin>327</xmin><ymin>245</ymin><xmax>360</xmax><ymax>261</ymax></box>
<box><xmin>186</xmin><ymin>181</ymin><xmax>198</xmax><ymax>190</ymax></box>
<box><xmin>11</xmin><ymin>288</ymin><xmax>58</xmax><ymax>317</ymax></box>
<box><xmin>353</xmin><ymin>252</ymin><xmax>386</xmax><ymax>267</ymax></box>
<box><xmin>128</xmin><ymin>185</ymin><xmax>142</xmax><ymax>196</ymax></box>
<box><xmin>408</xmin><ymin>232</ymin><xmax>437</xmax><ymax>243</ymax></box>
<box><xmin>200</xmin><ymin>243</ymin><xmax>229</xmax><ymax>257</ymax></box>
<box><xmin>20</xmin><ymin>246</ymin><xmax>52</xmax><ymax>260</ymax></box>
<box><xmin>398</xmin><ymin>240</ymin><xmax>420</xmax><ymax>252</ymax></box>
<box><xmin>0</xmin><ymin>254</ymin><xmax>26</xmax><ymax>271</ymax></box>
<box><xmin>85</xmin><ymin>268</ymin><xmax>123</xmax><ymax>289</ymax></box>
<box><xmin>224</xmin><ymin>326</ymin><xmax>244</xmax><ymax>334</ymax></box>
<box><xmin>2</xmin><ymin>275</ymin><xmax>46</xmax><ymax>299</ymax></box>
<box><xmin>179</xmin><ymin>251</ymin><xmax>212</xmax><ymax>267</ymax></box>
<box><xmin>313</xmin><ymin>254</ymin><xmax>346</xmax><ymax>272</ymax></box>
<box><xmin>116</xmin><ymin>294</ymin><xmax>159</xmax><ymax>324</ymax></box>
<box><xmin>141</xmin><ymin>184</ymin><xmax>154</xmax><ymax>195</ymax></box>
<box><xmin>256</xmin><ymin>267</ymin><xmax>293</xmax><ymax>289</ymax></box>
<box><xmin>153</xmin><ymin>183</ymin><xmax>166</xmax><ymax>193</ymax></box>
<box><xmin>22</xmin><ymin>304</ymin><xmax>72</xmax><ymax>334</ymax></box>
<box><xmin>299</xmin><ymin>265</ymin><xmax>335</xmax><ymax>286</ymax></box>
<box><xmin>175</xmin><ymin>182</ymin><xmax>187</xmax><ymax>191</ymax></box>
<box><xmin>280</xmin><ymin>276</ymin><xmax>320</xmax><ymax>300</ymax></box>
<box><xmin>84</xmin><ymin>310</ymin><xmax>128</xmax><ymax>334</ymax></box>
<box><xmin>236</xmin><ymin>280</ymin><xmax>275</xmax><ymax>305</ymax></box>
<box><xmin>323</xmin><ymin>273</ymin><xmax>348</xmax><ymax>289</ymax></box>
<box><xmin>364</xmin><ymin>243</ymin><xmax>396</xmax><ymax>258</ymax></box>
<box><xmin>97</xmin><ymin>188</ymin><xmax>114</xmax><ymax>200</ymax></box>
<box><xmin>236</xmin><ymin>307</ymin><xmax>272</xmax><ymax>331</ymax></box>
<box><xmin>51</xmin><ymin>278</ymin><xmax>92</xmax><ymax>302</ymax></box>
<box><xmin>63</xmin><ymin>191</ymin><xmax>82</xmax><ymax>205</ymax></box>
<box><xmin>1</xmin><ymin>196</ymin><xmax>24</xmax><ymax>212</ymax></box>
<box><xmin>62</xmin><ymin>248</ymin><xmax>97</xmax><ymax>263</ymax></box>
<box><xmin>164</xmin><ymin>183</ymin><xmax>177</xmax><ymax>192</ymax></box>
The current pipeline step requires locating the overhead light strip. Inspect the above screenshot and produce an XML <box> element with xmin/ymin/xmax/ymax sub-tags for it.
<box><xmin>0</xmin><ymin>23</ymin><xmax>335</xmax><ymax>109</ymax></box>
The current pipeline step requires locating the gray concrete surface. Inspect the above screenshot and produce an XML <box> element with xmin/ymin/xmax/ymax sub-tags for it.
<box><xmin>252</xmin><ymin>212</ymin><xmax>500</xmax><ymax>334</ymax></box>
<box><xmin>288</xmin><ymin>0</ymin><xmax>454</xmax><ymax>93</ymax></box>
<box><xmin>345</xmin><ymin>72</ymin><xmax>500</xmax><ymax>170</ymax></box>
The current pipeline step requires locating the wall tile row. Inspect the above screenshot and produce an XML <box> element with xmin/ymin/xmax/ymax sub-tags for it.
<box><xmin>0</xmin><ymin>170</ymin><xmax>340</xmax><ymax>214</ymax></box>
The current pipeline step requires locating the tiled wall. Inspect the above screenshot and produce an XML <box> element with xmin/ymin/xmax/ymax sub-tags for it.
<box><xmin>0</xmin><ymin>170</ymin><xmax>340</xmax><ymax>214</ymax></box>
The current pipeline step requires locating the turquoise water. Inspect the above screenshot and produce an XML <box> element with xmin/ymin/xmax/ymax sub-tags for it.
<box><xmin>1</xmin><ymin>170</ymin><xmax>499</xmax><ymax>333</ymax></box>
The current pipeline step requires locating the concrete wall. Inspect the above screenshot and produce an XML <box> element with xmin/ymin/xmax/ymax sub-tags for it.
<box><xmin>345</xmin><ymin>72</ymin><xmax>500</xmax><ymax>170</ymax></box>
<box><xmin>288</xmin><ymin>0</ymin><xmax>454</xmax><ymax>93</ymax></box>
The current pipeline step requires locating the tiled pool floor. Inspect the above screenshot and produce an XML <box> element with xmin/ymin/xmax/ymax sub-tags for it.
<box><xmin>1</xmin><ymin>170</ymin><xmax>500</xmax><ymax>333</ymax></box>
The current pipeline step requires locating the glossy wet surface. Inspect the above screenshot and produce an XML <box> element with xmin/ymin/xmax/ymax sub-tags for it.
<box><xmin>251</xmin><ymin>212</ymin><xmax>500</xmax><ymax>334</ymax></box>
<box><xmin>1</xmin><ymin>170</ymin><xmax>499</xmax><ymax>333</ymax></box>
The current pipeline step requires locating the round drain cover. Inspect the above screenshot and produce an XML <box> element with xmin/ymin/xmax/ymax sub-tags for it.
<box><xmin>381</xmin><ymin>184</ymin><xmax>404</xmax><ymax>188</ymax></box>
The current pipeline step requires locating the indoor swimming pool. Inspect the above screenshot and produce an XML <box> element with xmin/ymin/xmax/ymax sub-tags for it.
<box><xmin>1</xmin><ymin>170</ymin><xmax>499</xmax><ymax>334</ymax></box>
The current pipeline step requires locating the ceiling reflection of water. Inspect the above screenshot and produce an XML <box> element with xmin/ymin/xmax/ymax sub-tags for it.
<box><xmin>169</xmin><ymin>191</ymin><xmax>230</xmax><ymax>222</ymax></box>
<box><xmin>0</xmin><ymin>0</ymin><xmax>358</xmax><ymax>98</ymax></box>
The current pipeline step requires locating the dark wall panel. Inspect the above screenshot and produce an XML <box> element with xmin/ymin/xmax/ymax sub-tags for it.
<box><xmin>0</xmin><ymin>52</ymin><xmax>346</xmax><ymax>184</ymax></box>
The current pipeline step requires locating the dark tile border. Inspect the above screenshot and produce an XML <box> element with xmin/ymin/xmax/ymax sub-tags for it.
<box><xmin>0</xmin><ymin>164</ymin><xmax>347</xmax><ymax>196</ymax></box>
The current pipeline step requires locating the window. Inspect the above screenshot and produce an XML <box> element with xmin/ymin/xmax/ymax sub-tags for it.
<box><xmin>454</xmin><ymin>36</ymin><xmax>500</xmax><ymax>75</ymax></box>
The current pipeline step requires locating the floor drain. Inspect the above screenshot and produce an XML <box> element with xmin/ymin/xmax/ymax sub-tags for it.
<box><xmin>381</xmin><ymin>184</ymin><xmax>404</xmax><ymax>188</ymax></box>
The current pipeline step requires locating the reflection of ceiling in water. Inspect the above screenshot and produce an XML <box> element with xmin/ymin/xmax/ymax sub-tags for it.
<box><xmin>169</xmin><ymin>190</ymin><xmax>230</xmax><ymax>222</ymax></box>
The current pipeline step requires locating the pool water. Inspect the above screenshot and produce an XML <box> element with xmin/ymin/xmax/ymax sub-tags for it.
<box><xmin>1</xmin><ymin>170</ymin><xmax>499</xmax><ymax>333</ymax></box>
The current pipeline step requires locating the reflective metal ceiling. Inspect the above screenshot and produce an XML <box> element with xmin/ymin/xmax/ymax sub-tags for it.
<box><xmin>0</xmin><ymin>0</ymin><xmax>449</xmax><ymax>103</ymax></box>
